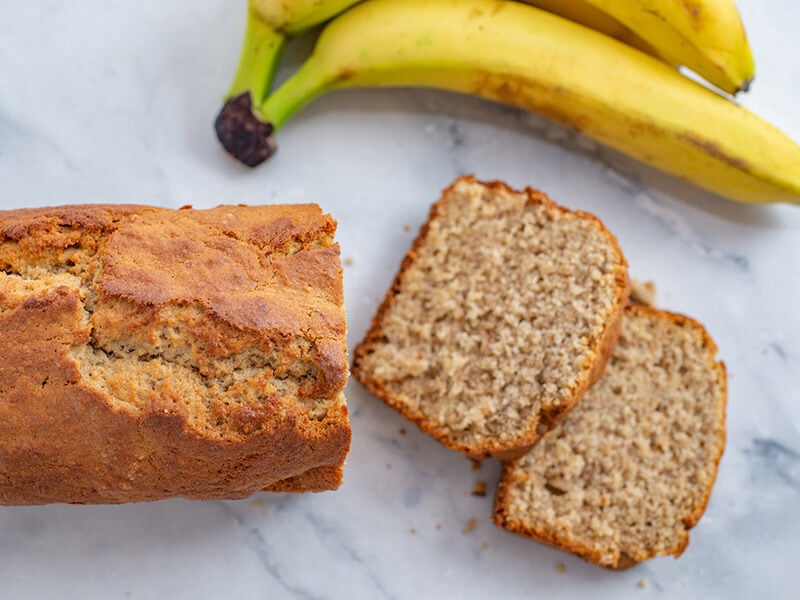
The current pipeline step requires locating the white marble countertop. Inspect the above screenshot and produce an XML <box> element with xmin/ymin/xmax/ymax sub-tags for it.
<box><xmin>1</xmin><ymin>1</ymin><xmax>799</xmax><ymax>598</ymax></box>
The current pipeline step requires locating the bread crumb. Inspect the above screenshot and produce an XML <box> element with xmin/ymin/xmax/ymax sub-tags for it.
<box><xmin>410</xmin><ymin>528</ymin><xmax>417</xmax><ymax>535</ymax></box>
<box><xmin>398</xmin><ymin>427</ymin><xmax>407</xmax><ymax>435</ymax></box>
<box><xmin>386</xmin><ymin>463</ymin><xmax>392</xmax><ymax>470</ymax></box>
<box><xmin>638</xmin><ymin>578</ymin><xmax>648</xmax><ymax>589</ymax></box>
<box><xmin>344</xmin><ymin>257</ymin><xmax>354</xmax><ymax>266</ymax></box>
<box><xmin>471</xmin><ymin>481</ymin><xmax>487</xmax><ymax>497</ymax></box>
<box><xmin>480</xmin><ymin>542</ymin><xmax>489</xmax><ymax>551</ymax></box>
<box><xmin>630</xmin><ymin>279</ymin><xmax>656</xmax><ymax>307</ymax></box>
<box><xmin>435</xmin><ymin>523</ymin><xmax>443</xmax><ymax>530</ymax></box>
<box><xmin>555</xmin><ymin>563</ymin><xmax>567</xmax><ymax>575</ymax></box>
<box><xmin>470</xmin><ymin>459</ymin><xmax>482</xmax><ymax>471</ymax></box>
<box><xmin>403</xmin><ymin>225</ymin><xmax>411</xmax><ymax>233</ymax></box>
<box><xmin>251</xmin><ymin>499</ymin><xmax>263</xmax><ymax>509</ymax></box>
<box><xmin>463</xmin><ymin>518</ymin><xmax>478</xmax><ymax>534</ymax></box>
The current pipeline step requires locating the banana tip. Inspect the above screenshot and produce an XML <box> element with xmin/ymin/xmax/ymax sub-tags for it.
<box><xmin>736</xmin><ymin>77</ymin><xmax>754</xmax><ymax>95</ymax></box>
<box><xmin>215</xmin><ymin>92</ymin><xmax>276</xmax><ymax>167</ymax></box>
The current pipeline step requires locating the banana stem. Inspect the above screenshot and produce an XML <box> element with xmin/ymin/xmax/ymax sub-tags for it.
<box><xmin>226</xmin><ymin>9</ymin><xmax>286</xmax><ymax>104</ymax></box>
<box><xmin>257</xmin><ymin>62</ymin><xmax>332</xmax><ymax>131</ymax></box>
<box><xmin>216</xmin><ymin>10</ymin><xmax>287</xmax><ymax>167</ymax></box>
<box><xmin>216</xmin><ymin>60</ymin><xmax>332</xmax><ymax>167</ymax></box>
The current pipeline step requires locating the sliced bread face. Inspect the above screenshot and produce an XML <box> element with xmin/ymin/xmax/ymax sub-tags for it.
<box><xmin>352</xmin><ymin>176</ymin><xmax>630</xmax><ymax>459</ymax></box>
<box><xmin>493</xmin><ymin>305</ymin><xmax>727</xmax><ymax>569</ymax></box>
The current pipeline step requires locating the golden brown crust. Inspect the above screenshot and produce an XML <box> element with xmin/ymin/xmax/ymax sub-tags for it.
<box><xmin>263</xmin><ymin>465</ymin><xmax>345</xmax><ymax>493</ymax></box>
<box><xmin>352</xmin><ymin>175</ymin><xmax>629</xmax><ymax>459</ymax></box>
<box><xmin>0</xmin><ymin>203</ymin><xmax>350</xmax><ymax>504</ymax></box>
<box><xmin>493</xmin><ymin>305</ymin><xmax>727</xmax><ymax>569</ymax></box>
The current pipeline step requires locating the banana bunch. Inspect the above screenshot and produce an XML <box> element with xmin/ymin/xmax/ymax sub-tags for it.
<box><xmin>215</xmin><ymin>0</ymin><xmax>800</xmax><ymax>205</ymax></box>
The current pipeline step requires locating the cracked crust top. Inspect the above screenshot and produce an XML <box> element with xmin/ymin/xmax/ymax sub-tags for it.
<box><xmin>0</xmin><ymin>203</ymin><xmax>351</xmax><ymax>504</ymax></box>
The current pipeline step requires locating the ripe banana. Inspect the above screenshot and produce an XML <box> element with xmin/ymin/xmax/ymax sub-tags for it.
<box><xmin>519</xmin><ymin>0</ymin><xmax>670</xmax><ymax>63</ymax></box>
<box><xmin>219</xmin><ymin>0</ymin><xmax>361</xmax><ymax>165</ymax></box>
<box><xmin>217</xmin><ymin>0</ymin><xmax>800</xmax><ymax>204</ymax></box>
<box><xmin>249</xmin><ymin>0</ymin><xmax>362</xmax><ymax>35</ymax></box>
<box><xmin>531</xmin><ymin>0</ymin><xmax>754</xmax><ymax>95</ymax></box>
<box><xmin>227</xmin><ymin>0</ymin><xmax>361</xmax><ymax>101</ymax></box>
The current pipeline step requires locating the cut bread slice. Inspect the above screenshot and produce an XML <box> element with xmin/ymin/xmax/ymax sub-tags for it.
<box><xmin>493</xmin><ymin>305</ymin><xmax>727</xmax><ymax>569</ymax></box>
<box><xmin>352</xmin><ymin>176</ymin><xmax>630</xmax><ymax>459</ymax></box>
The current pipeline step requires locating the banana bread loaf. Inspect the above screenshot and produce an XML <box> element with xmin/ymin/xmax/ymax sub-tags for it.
<box><xmin>493</xmin><ymin>305</ymin><xmax>727</xmax><ymax>569</ymax></box>
<box><xmin>352</xmin><ymin>176</ymin><xmax>630</xmax><ymax>459</ymax></box>
<box><xmin>0</xmin><ymin>203</ymin><xmax>351</xmax><ymax>504</ymax></box>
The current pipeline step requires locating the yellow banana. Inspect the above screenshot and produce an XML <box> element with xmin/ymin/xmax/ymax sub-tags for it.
<box><xmin>520</xmin><ymin>0</ymin><xmax>671</xmax><ymax>63</ymax></box>
<box><xmin>218</xmin><ymin>0</ymin><xmax>800</xmax><ymax>204</ymax></box>
<box><xmin>227</xmin><ymin>0</ymin><xmax>361</xmax><ymax>101</ymax></box>
<box><xmin>552</xmin><ymin>0</ymin><xmax>755</xmax><ymax>94</ymax></box>
<box><xmin>249</xmin><ymin>0</ymin><xmax>362</xmax><ymax>34</ymax></box>
<box><xmin>219</xmin><ymin>0</ymin><xmax>361</xmax><ymax>165</ymax></box>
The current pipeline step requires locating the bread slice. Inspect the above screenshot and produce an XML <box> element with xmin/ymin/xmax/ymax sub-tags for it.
<box><xmin>0</xmin><ymin>203</ymin><xmax>351</xmax><ymax>504</ymax></box>
<box><xmin>493</xmin><ymin>305</ymin><xmax>727</xmax><ymax>569</ymax></box>
<box><xmin>352</xmin><ymin>176</ymin><xmax>630</xmax><ymax>459</ymax></box>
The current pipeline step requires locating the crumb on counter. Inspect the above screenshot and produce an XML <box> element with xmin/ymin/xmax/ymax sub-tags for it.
<box><xmin>638</xmin><ymin>578</ymin><xmax>648</xmax><ymax>589</ymax></box>
<box><xmin>399</xmin><ymin>427</ymin><xmax>407</xmax><ymax>435</ymax></box>
<box><xmin>344</xmin><ymin>256</ymin><xmax>354</xmax><ymax>266</ymax></box>
<box><xmin>630</xmin><ymin>279</ymin><xmax>657</xmax><ymax>307</ymax></box>
<box><xmin>471</xmin><ymin>481</ymin><xmax>487</xmax><ymax>497</ymax></box>
<box><xmin>463</xmin><ymin>518</ymin><xmax>478</xmax><ymax>534</ymax></box>
<box><xmin>555</xmin><ymin>563</ymin><xmax>566</xmax><ymax>575</ymax></box>
<box><xmin>470</xmin><ymin>459</ymin><xmax>482</xmax><ymax>471</ymax></box>
<box><xmin>403</xmin><ymin>225</ymin><xmax>411</xmax><ymax>233</ymax></box>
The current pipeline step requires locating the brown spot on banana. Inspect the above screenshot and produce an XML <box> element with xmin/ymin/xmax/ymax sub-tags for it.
<box><xmin>676</xmin><ymin>132</ymin><xmax>752</xmax><ymax>172</ymax></box>
<box><xmin>472</xmin><ymin>72</ymin><xmax>589</xmax><ymax>133</ymax></box>
<box><xmin>335</xmin><ymin>67</ymin><xmax>357</xmax><ymax>83</ymax></box>
<box><xmin>680</xmin><ymin>0</ymin><xmax>703</xmax><ymax>27</ymax></box>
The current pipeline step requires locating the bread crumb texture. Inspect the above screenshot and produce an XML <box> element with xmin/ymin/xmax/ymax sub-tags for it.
<box><xmin>353</xmin><ymin>176</ymin><xmax>629</xmax><ymax>457</ymax></box>
<box><xmin>630</xmin><ymin>279</ymin><xmax>657</xmax><ymax>307</ymax></box>
<box><xmin>494</xmin><ymin>306</ymin><xmax>726</xmax><ymax>569</ymax></box>
<box><xmin>0</xmin><ymin>204</ymin><xmax>350</xmax><ymax>504</ymax></box>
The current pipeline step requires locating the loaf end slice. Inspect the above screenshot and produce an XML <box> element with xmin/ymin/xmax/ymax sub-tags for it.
<box><xmin>493</xmin><ymin>305</ymin><xmax>727</xmax><ymax>569</ymax></box>
<box><xmin>352</xmin><ymin>176</ymin><xmax>630</xmax><ymax>459</ymax></box>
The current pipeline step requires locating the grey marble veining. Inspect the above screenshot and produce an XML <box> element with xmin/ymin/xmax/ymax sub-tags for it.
<box><xmin>1</xmin><ymin>0</ymin><xmax>800</xmax><ymax>598</ymax></box>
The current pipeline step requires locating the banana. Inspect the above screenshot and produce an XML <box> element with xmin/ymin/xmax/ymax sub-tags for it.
<box><xmin>519</xmin><ymin>0</ymin><xmax>671</xmax><ymax>63</ymax></box>
<box><xmin>249</xmin><ymin>0</ymin><xmax>362</xmax><ymax>35</ymax></box>
<box><xmin>217</xmin><ymin>0</ymin><xmax>800</xmax><ymax>204</ymax></box>
<box><xmin>226</xmin><ymin>0</ymin><xmax>361</xmax><ymax>101</ymax></box>
<box><xmin>532</xmin><ymin>0</ymin><xmax>755</xmax><ymax>95</ymax></box>
<box><xmin>226</xmin><ymin>8</ymin><xmax>285</xmax><ymax>104</ymax></box>
<box><xmin>218</xmin><ymin>0</ymin><xmax>361</xmax><ymax>165</ymax></box>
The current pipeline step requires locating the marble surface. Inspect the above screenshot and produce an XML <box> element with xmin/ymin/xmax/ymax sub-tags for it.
<box><xmin>1</xmin><ymin>0</ymin><xmax>799</xmax><ymax>598</ymax></box>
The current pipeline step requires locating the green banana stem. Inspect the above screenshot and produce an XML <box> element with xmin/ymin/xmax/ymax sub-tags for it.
<box><xmin>216</xmin><ymin>10</ymin><xmax>286</xmax><ymax>167</ymax></box>
<box><xmin>226</xmin><ymin>10</ymin><xmax>286</xmax><ymax>104</ymax></box>
<box><xmin>216</xmin><ymin>1</ymin><xmax>365</xmax><ymax>165</ymax></box>
<box><xmin>258</xmin><ymin>62</ymin><xmax>330</xmax><ymax>130</ymax></box>
<box><xmin>216</xmin><ymin>58</ymin><xmax>330</xmax><ymax>166</ymax></box>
